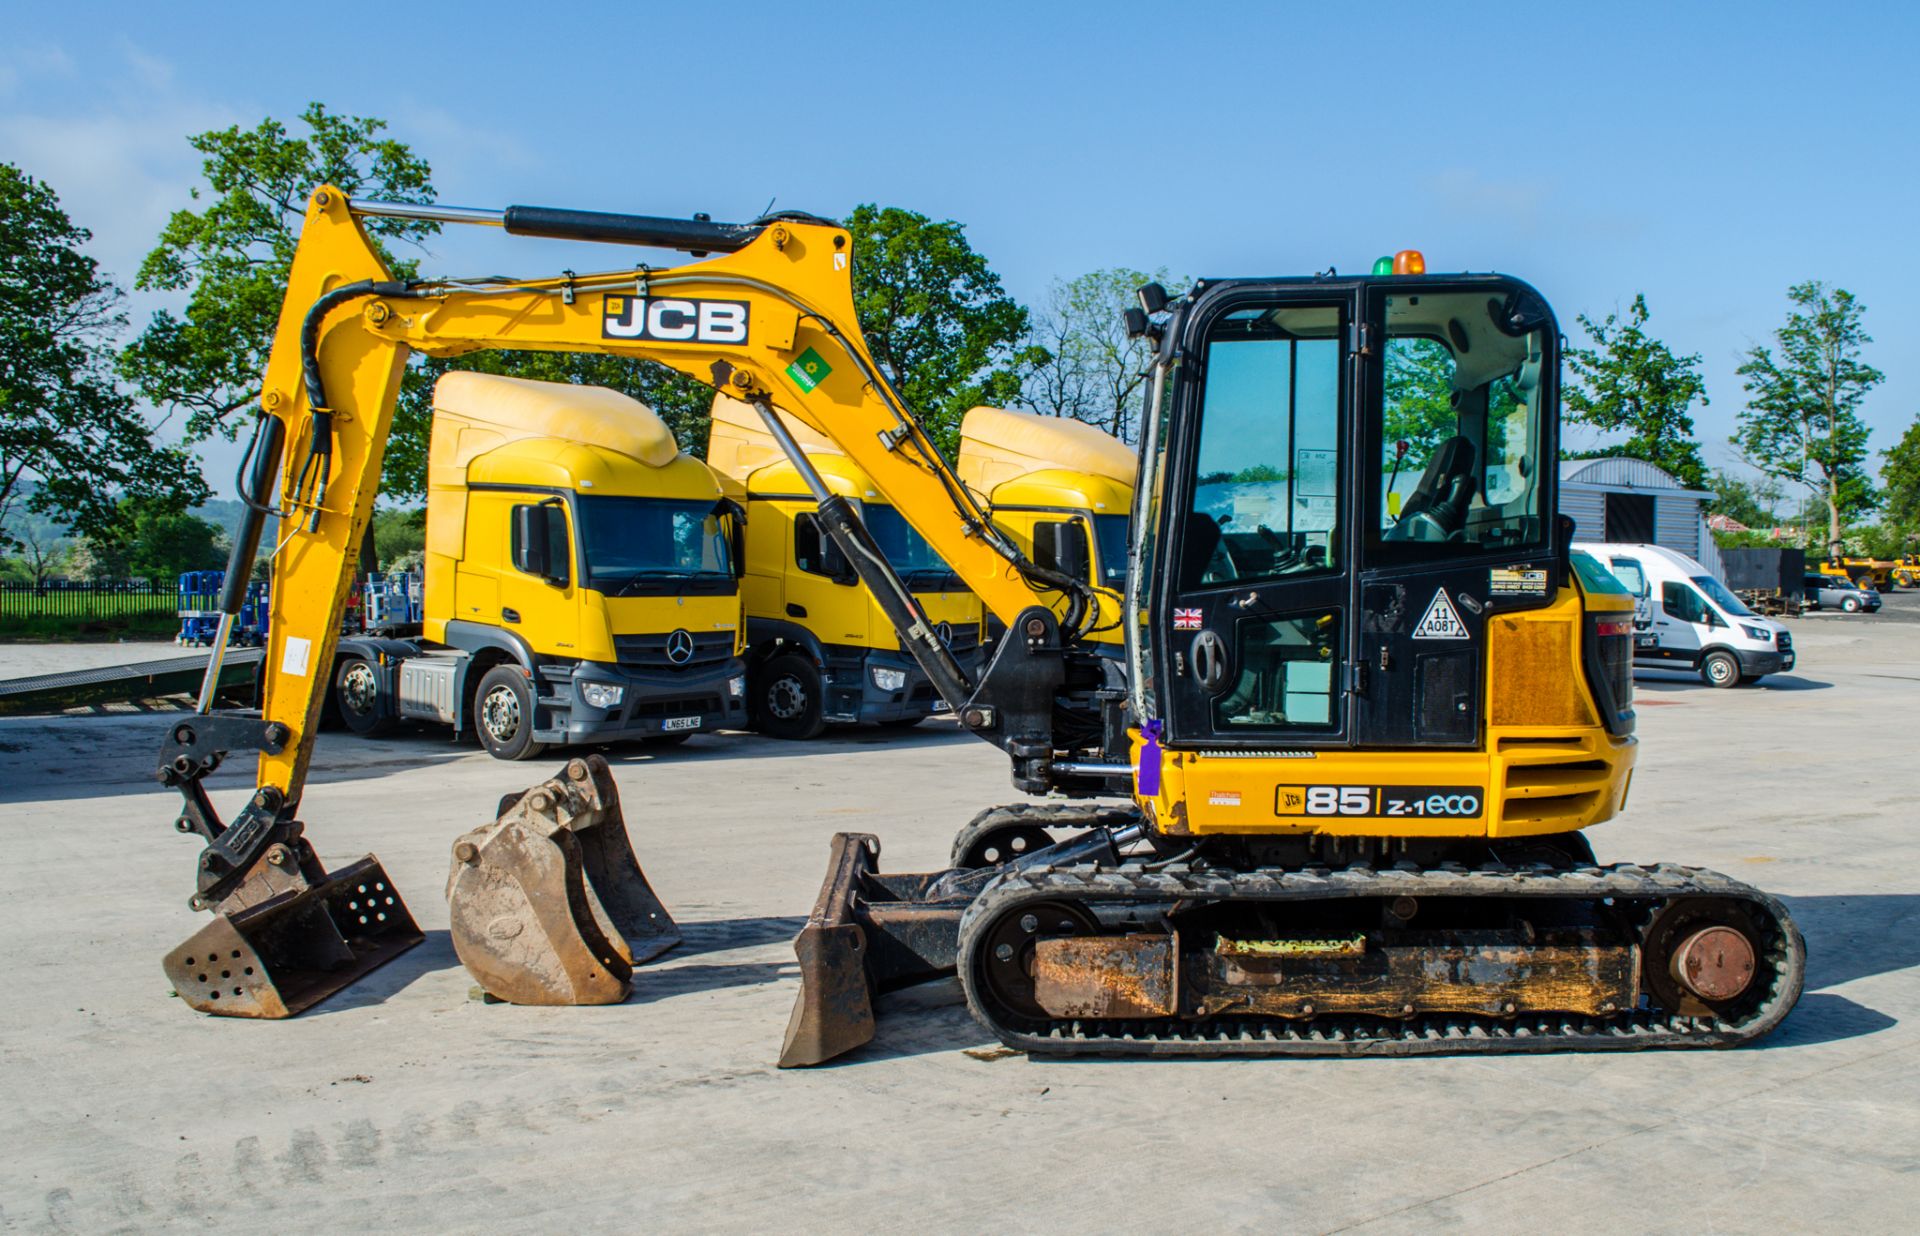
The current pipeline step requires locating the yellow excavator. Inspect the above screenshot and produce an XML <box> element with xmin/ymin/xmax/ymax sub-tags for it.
<box><xmin>156</xmin><ymin>190</ymin><xmax>1803</xmax><ymax>1061</ymax></box>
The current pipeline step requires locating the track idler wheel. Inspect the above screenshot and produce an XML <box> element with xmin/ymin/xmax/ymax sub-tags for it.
<box><xmin>1642</xmin><ymin>898</ymin><xmax>1764</xmax><ymax>1019</ymax></box>
<box><xmin>446</xmin><ymin>755</ymin><xmax>680</xmax><ymax>1005</ymax></box>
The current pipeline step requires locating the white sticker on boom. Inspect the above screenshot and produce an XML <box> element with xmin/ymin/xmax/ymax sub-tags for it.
<box><xmin>281</xmin><ymin>635</ymin><xmax>312</xmax><ymax>677</ymax></box>
<box><xmin>1412</xmin><ymin>589</ymin><xmax>1469</xmax><ymax>640</ymax></box>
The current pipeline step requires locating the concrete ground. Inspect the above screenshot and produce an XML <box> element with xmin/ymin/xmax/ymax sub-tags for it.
<box><xmin>0</xmin><ymin>641</ymin><xmax>182</xmax><ymax>679</ymax></box>
<box><xmin>1</xmin><ymin>611</ymin><xmax>1917</xmax><ymax>1233</ymax></box>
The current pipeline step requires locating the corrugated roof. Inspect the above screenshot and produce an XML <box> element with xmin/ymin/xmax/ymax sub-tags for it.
<box><xmin>1560</xmin><ymin>456</ymin><xmax>1709</xmax><ymax>495</ymax></box>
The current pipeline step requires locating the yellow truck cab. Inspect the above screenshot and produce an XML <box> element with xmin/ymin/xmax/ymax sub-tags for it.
<box><xmin>956</xmin><ymin>406</ymin><xmax>1135</xmax><ymax>652</ymax></box>
<box><xmin>331</xmin><ymin>373</ymin><xmax>748</xmax><ymax>758</ymax></box>
<box><xmin>707</xmin><ymin>395</ymin><xmax>984</xmax><ymax>738</ymax></box>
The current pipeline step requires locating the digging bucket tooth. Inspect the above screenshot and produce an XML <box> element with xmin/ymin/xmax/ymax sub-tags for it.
<box><xmin>447</xmin><ymin>754</ymin><xmax>680</xmax><ymax>1005</ymax></box>
<box><xmin>780</xmin><ymin>832</ymin><xmax>975</xmax><ymax>1068</ymax></box>
<box><xmin>163</xmin><ymin>852</ymin><xmax>423</xmax><ymax>1018</ymax></box>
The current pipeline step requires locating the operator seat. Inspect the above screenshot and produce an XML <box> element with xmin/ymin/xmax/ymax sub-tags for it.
<box><xmin>1392</xmin><ymin>436</ymin><xmax>1477</xmax><ymax>541</ymax></box>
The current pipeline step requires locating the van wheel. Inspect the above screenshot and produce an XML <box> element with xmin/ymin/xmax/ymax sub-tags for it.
<box><xmin>1841</xmin><ymin>595</ymin><xmax>1862</xmax><ymax>613</ymax></box>
<box><xmin>334</xmin><ymin>657</ymin><xmax>394</xmax><ymax>736</ymax></box>
<box><xmin>754</xmin><ymin>654</ymin><xmax>826</xmax><ymax>740</ymax></box>
<box><xmin>1700</xmin><ymin>650</ymin><xmax>1742</xmax><ymax>689</ymax></box>
<box><xmin>475</xmin><ymin>665</ymin><xmax>547</xmax><ymax>760</ymax></box>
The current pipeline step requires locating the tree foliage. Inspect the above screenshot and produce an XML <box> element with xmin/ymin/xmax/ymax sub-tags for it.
<box><xmin>1704</xmin><ymin>470</ymin><xmax>1780</xmax><ymax>529</ymax></box>
<box><xmin>1021</xmin><ymin>267</ymin><xmax>1182</xmax><ymax>443</ymax></box>
<box><xmin>845</xmin><ymin>204</ymin><xmax>1031</xmax><ymax>457</ymax></box>
<box><xmin>1382</xmin><ymin>338</ymin><xmax>1460</xmax><ymax>467</ymax></box>
<box><xmin>0</xmin><ymin>164</ymin><xmax>207</xmax><ymax>554</ymax></box>
<box><xmin>1564</xmin><ymin>294</ymin><xmax>1708</xmax><ymax>488</ymax></box>
<box><xmin>1879</xmin><ymin>415</ymin><xmax>1920</xmax><ymax>536</ymax></box>
<box><xmin>81</xmin><ymin>499</ymin><xmax>225</xmax><ymax>581</ymax></box>
<box><xmin>1733</xmin><ymin>282</ymin><xmax>1881</xmax><ymax>550</ymax></box>
<box><xmin>121</xmin><ymin>103</ymin><xmax>438</xmax><ymax>445</ymax></box>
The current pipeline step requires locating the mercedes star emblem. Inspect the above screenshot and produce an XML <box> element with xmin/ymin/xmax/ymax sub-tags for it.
<box><xmin>935</xmin><ymin>621</ymin><xmax>953</xmax><ymax>647</ymax></box>
<box><xmin>665</xmin><ymin>629</ymin><xmax>696</xmax><ymax>665</ymax></box>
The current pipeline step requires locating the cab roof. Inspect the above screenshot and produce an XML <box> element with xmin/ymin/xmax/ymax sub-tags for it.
<box><xmin>706</xmin><ymin>393</ymin><xmax>890</xmax><ymax>499</ymax></box>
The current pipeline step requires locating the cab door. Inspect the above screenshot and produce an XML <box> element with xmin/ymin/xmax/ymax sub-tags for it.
<box><xmin>1157</xmin><ymin>292</ymin><xmax>1356</xmax><ymax>747</ymax></box>
<box><xmin>1655</xmin><ymin>580</ymin><xmax>1708</xmax><ymax>663</ymax></box>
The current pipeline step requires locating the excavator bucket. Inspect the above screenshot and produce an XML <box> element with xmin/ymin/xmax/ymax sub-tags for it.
<box><xmin>162</xmin><ymin>853</ymin><xmax>423</xmax><ymax>1018</ymax></box>
<box><xmin>447</xmin><ymin>755</ymin><xmax>680</xmax><ymax>1005</ymax></box>
<box><xmin>779</xmin><ymin>833</ymin><xmax>973</xmax><ymax>1067</ymax></box>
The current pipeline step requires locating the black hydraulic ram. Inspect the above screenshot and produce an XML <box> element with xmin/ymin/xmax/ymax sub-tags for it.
<box><xmin>346</xmin><ymin>198</ymin><xmax>801</xmax><ymax>255</ymax></box>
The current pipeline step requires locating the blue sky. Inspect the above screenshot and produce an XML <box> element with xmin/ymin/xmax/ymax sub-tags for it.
<box><xmin>4</xmin><ymin>1</ymin><xmax>1915</xmax><ymax>502</ymax></box>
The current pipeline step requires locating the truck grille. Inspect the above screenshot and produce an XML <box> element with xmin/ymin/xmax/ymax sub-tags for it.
<box><xmin>614</xmin><ymin>631</ymin><xmax>735</xmax><ymax>670</ymax></box>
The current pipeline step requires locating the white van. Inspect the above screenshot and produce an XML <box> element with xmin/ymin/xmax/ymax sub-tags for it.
<box><xmin>1576</xmin><ymin>542</ymin><xmax>1795</xmax><ymax>688</ymax></box>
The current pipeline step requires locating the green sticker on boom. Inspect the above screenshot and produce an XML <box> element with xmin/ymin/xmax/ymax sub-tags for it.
<box><xmin>786</xmin><ymin>347</ymin><xmax>831</xmax><ymax>392</ymax></box>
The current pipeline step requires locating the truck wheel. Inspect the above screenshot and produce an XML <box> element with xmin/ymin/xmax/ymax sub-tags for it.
<box><xmin>1700</xmin><ymin>650</ymin><xmax>1742</xmax><ymax>689</ymax></box>
<box><xmin>475</xmin><ymin>665</ymin><xmax>547</xmax><ymax>761</ymax></box>
<box><xmin>754</xmin><ymin>654</ymin><xmax>826</xmax><ymax>740</ymax></box>
<box><xmin>1897</xmin><ymin>571</ymin><xmax>1915</xmax><ymax>588</ymax></box>
<box><xmin>1842</xmin><ymin>595</ymin><xmax>1862</xmax><ymax>613</ymax></box>
<box><xmin>333</xmin><ymin>657</ymin><xmax>394</xmax><ymax>736</ymax></box>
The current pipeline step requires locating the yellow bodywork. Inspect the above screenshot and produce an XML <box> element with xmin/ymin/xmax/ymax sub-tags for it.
<box><xmin>707</xmin><ymin>395</ymin><xmax>980</xmax><ymax>652</ymax></box>
<box><xmin>423</xmin><ymin>372</ymin><xmax>739</xmax><ymax>665</ymax></box>
<box><xmin>249</xmin><ymin>191</ymin><xmax>1023</xmax><ymax>798</ymax></box>
<box><xmin>245</xmin><ymin>185</ymin><xmax>1630</xmax><ymax>851</ymax></box>
<box><xmin>1132</xmin><ymin>585</ymin><xmax>1636</xmax><ymax>840</ymax></box>
<box><xmin>957</xmin><ymin>407</ymin><xmax>1134</xmax><ymax>645</ymax></box>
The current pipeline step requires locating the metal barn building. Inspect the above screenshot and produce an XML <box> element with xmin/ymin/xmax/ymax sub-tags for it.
<box><xmin>1558</xmin><ymin>457</ymin><xmax>1723</xmax><ymax>579</ymax></box>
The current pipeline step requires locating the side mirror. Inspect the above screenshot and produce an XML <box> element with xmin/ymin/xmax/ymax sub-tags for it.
<box><xmin>512</xmin><ymin>502</ymin><xmax>570</xmax><ymax>587</ymax></box>
<box><xmin>823</xmin><ymin>538</ymin><xmax>857</xmax><ymax>586</ymax></box>
<box><xmin>1036</xmin><ymin>520</ymin><xmax>1091</xmax><ymax>582</ymax></box>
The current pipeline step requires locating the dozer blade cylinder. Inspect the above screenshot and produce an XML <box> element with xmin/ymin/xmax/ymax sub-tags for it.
<box><xmin>163</xmin><ymin>855</ymin><xmax>422</xmax><ymax>1018</ymax></box>
<box><xmin>448</xmin><ymin>756</ymin><xmax>680</xmax><ymax>1005</ymax></box>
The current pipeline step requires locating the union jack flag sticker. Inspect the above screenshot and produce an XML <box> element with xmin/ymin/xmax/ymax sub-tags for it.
<box><xmin>1173</xmin><ymin>607</ymin><xmax>1204</xmax><ymax>630</ymax></box>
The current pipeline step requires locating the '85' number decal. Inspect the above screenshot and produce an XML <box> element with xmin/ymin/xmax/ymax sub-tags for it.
<box><xmin>1275</xmin><ymin>784</ymin><xmax>1482</xmax><ymax>819</ymax></box>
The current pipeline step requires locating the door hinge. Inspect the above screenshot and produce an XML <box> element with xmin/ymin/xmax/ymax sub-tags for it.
<box><xmin>1344</xmin><ymin>661</ymin><xmax>1368</xmax><ymax>695</ymax></box>
<box><xmin>1350</xmin><ymin>321</ymin><xmax>1375</xmax><ymax>357</ymax></box>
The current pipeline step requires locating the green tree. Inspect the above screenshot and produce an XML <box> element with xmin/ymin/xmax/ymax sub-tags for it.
<box><xmin>86</xmin><ymin>500</ymin><xmax>225</xmax><ymax>581</ymax></box>
<box><xmin>385</xmin><ymin>351</ymin><xmax>712</xmax><ymax>500</ymax></box>
<box><xmin>1734</xmin><ymin>282</ymin><xmax>1882</xmax><ymax>551</ymax></box>
<box><xmin>121</xmin><ymin>104</ymin><xmax>437</xmax><ymax>450</ymax></box>
<box><xmin>845</xmin><ymin>204</ymin><xmax>1031</xmax><ymax>456</ymax></box>
<box><xmin>0</xmin><ymin>164</ymin><xmax>207</xmax><ymax>552</ymax></box>
<box><xmin>1382</xmin><ymin>338</ymin><xmax>1460</xmax><ymax>466</ymax></box>
<box><xmin>1879</xmin><ymin>415</ymin><xmax>1920</xmax><ymax>535</ymax></box>
<box><xmin>1564</xmin><ymin>294</ymin><xmax>1708</xmax><ymax>488</ymax></box>
<box><xmin>1705</xmin><ymin>470</ymin><xmax>1779</xmax><ymax>529</ymax></box>
<box><xmin>371</xmin><ymin>505</ymin><xmax>426</xmax><ymax>567</ymax></box>
<box><xmin>1022</xmin><ymin>267</ymin><xmax>1183</xmax><ymax>443</ymax></box>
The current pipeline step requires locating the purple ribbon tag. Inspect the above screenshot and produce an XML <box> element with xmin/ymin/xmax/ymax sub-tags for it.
<box><xmin>1136</xmin><ymin>719</ymin><xmax>1164</xmax><ymax>797</ymax></box>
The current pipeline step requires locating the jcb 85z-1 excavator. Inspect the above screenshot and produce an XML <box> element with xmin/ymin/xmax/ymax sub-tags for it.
<box><xmin>156</xmin><ymin>190</ymin><xmax>1802</xmax><ymax>1063</ymax></box>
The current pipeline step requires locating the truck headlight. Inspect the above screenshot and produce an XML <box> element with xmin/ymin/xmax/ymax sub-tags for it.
<box><xmin>871</xmin><ymin>666</ymin><xmax>908</xmax><ymax>693</ymax></box>
<box><xmin>581</xmin><ymin>682</ymin><xmax>624</xmax><ymax>709</ymax></box>
<box><xmin>1740</xmin><ymin>624</ymin><xmax>1770</xmax><ymax>642</ymax></box>
<box><xmin>728</xmin><ymin>674</ymin><xmax>746</xmax><ymax>699</ymax></box>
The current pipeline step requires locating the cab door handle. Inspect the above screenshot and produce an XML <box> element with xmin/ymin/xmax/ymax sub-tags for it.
<box><xmin>1190</xmin><ymin>629</ymin><xmax>1230</xmax><ymax>694</ymax></box>
<box><xmin>502</xmin><ymin>607</ymin><xmax>521</xmax><ymax>624</ymax></box>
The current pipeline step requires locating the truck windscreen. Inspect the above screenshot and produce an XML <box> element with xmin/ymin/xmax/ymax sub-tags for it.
<box><xmin>576</xmin><ymin>495</ymin><xmax>734</xmax><ymax>596</ymax></box>
<box><xmin>866</xmin><ymin>504</ymin><xmax>964</xmax><ymax>593</ymax></box>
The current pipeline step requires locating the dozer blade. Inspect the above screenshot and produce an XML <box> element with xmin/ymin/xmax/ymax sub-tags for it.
<box><xmin>447</xmin><ymin>755</ymin><xmax>680</xmax><ymax>1005</ymax></box>
<box><xmin>779</xmin><ymin>833</ymin><xmax>974</xmax><ymax>1068</ymax></box>
<box><xmin>163</xmin><ymin>854</ymin><xmax>423</xmax><ymax>1018</ymax></box>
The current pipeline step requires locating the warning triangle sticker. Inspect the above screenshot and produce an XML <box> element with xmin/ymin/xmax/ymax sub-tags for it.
<box><xmin>1412</xmin><ymin>588</ymin><xmax>1470</xmax><ymax>640</ymax></box>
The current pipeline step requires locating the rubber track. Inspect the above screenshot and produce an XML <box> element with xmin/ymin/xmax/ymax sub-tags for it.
<box><xmin>958</xmin><ymin>860</ymin><xmax>1806</xmax><ymax>1057</ymax></box>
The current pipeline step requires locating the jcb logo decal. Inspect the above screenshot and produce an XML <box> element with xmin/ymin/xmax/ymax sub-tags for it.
<box><xmin>602</xmin><ymin>295</ymin><xmax>749</xmax><ymax>344</ymax></box>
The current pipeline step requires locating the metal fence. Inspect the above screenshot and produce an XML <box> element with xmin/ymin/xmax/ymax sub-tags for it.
<box><xmin>0</xmin><ymin>580</ymin><xmax>176</xmax><ymax>620</ymax></box>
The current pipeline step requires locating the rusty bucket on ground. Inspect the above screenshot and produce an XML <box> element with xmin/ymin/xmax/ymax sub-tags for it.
<box><xmin>446</xmin><ymin>754</ymin><xmax>680</xmax><ymax>1005</ymax></box>
<box><xmin>162</xmin><ymin>849</ymin><xmax>424</xmax><ymax>1018</ymax></box>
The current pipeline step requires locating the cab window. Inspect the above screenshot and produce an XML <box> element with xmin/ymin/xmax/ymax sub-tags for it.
<box><xmin>1183</xmin><ymin>303</ymin><xmax>1343</xmax><ymax>589</ymax></box>
<box><xmin>1376</xmin><ymin>290</ymin><xmax>1550</xmax><ymax>555</ymax></box>
<box><xmin>794</xmin><ymin>514</ymin><xmax>850</xmax><ymax>581</ymax></box>
<box><xmin>1661</xmin><ymin>581</ymin><xmax>1708</xmax><ymax>624</ymax></box>
<box><xmin>1608</xmin><ymin>557</ymin><xmax>1648</xmax><ymax>597</ymax></box>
